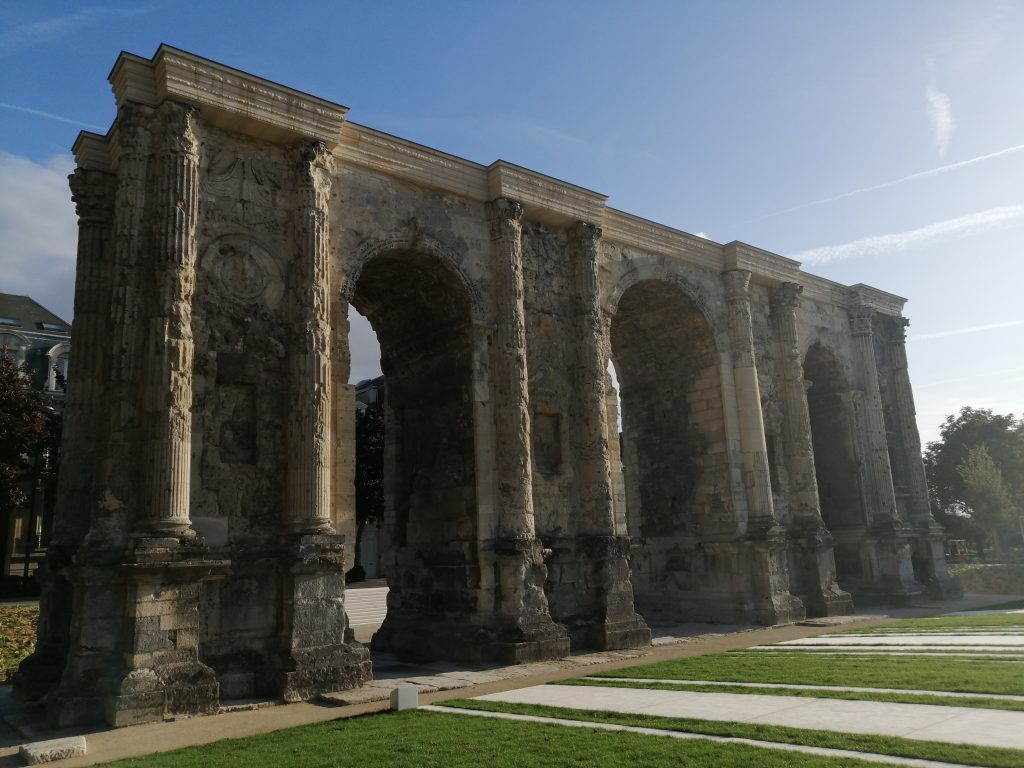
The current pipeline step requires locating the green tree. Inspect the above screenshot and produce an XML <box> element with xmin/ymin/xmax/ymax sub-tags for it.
<box><xmin>0</xmin><ymin>354</ymin><xmax>49</xmax><ymax>571</ymax></box>
<box><xmin>925</xmin><ymin>407</ymin><xmax>1024</xmax><ymax>557</ymax></box>
<box><xmin>956</xmin><ymin>444</ymin><xmax>1018</xmax><ymax>556</ymax></box>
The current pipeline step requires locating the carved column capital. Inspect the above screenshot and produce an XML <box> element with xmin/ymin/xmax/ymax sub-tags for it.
<box><xmin>722</xmin><ymin>269</ymin><xmax>752</xmax><ymax>302</ymax></box>
<box><xmin>890</xmin><ymin>316</ymin><xmax>910</xmax><ymax>344</ymax></box>
<box><xmin>573</xmin><ymin>221</ymin><xmax>602</xmax><ymax>251</ymax></box>
<box><xmin>771</xmin><ymin>282</ymin><xmax>803</xmax><ymax>313</ymax></box>
<box><xmin>69</xmin><ymin>168</ymin><xmax>116</xmax><ymax>224</ymax></box>
<box><xmin>155</xmin><ymin>101</ymin><xmax>199</xmax><ymax>161</ymax></box>
<box><xmin>485</xmin><ymin>196</ymin><xmax>524</xmax><ymax>241</ymax></box>
<box><xmin>848</xmin><ymin>304</ymin><xmax>875</xmax><ymax>336</ymax></box>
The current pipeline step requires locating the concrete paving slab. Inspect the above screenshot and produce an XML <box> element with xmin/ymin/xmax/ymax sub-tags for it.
<box><xmin>475</xmin><ymin>685</ymin><xmax>1024</xmax><ymax>750</ymax></box>
<box><xmin>779</xmin><ymin>634</ymin><xmax>1024</xmax><ymax>647</ymax></box>
<box><xmin>581</xmin><ymin>677</ymin><xmax>1024</xmax><ymax>702</ymax></box>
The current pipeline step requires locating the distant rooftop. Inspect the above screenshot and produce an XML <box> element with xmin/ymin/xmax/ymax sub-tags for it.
<box><xmin>0</xmin><ymin>294</ymin><xmax>70</xmax><ymax>334</ymax></box>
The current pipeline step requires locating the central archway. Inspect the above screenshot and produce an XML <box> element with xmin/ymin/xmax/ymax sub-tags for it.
<box><xmin>609</xmin><ymin>278</ymin><xmax>731</xmax><ymax>624</ymax></box>
<box><xmin>348</xmin><ymin>248</ymin><xmax>480</xmax><ymax>661</ymax></box>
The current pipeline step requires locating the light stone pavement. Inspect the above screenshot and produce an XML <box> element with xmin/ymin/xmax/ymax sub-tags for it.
<box><xmin>470</xmin><ymin>685</ymin><xmax>1024</xmax><ymax>750</ymax></box>
<box><xmin>578</xmin><ymin>676</ymin><xmax>1024</xmax><ymax>702</ymax></box>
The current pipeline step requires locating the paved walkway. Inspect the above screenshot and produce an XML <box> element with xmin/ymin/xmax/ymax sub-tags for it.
<box><xmin>579</xmin><ymin>676</ymin><xmax>1024</xmax><ymax>702</ymax></box>
<box><xmin>472</xmin><ymin>684</ymin><xmax>1024</xmax><ymax>750</ymax></box>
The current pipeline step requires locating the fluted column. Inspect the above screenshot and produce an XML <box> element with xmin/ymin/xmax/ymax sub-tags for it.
<box><xmin>889</xmin><ymin>318</ymin><xmax>932</xmax><ymax>523</ymax></box>
<box><xmin>722</xmin><ymin>270</ymin><xmax>776</xmax><ymax>528</ymax></box>
<box><xmin>770</xmin><ymin>283</ymin><xmax>822</xmax><ymax>524</ymax></box>
<box><xmin>487</xmin><ymin>198</ymin><xmax>535</xmax><ymax>541</ymax></box>
<box><xmin>572</xmin><ymin>222</ymin><xmax>614</xmax><ymax>535</ymax></box>
<box><xmin>285</xmin><ymin>141</ymin><xmax>335</xmax><ymax>532</ymax></box>
<box><xmin>848</xmin><ymin>305</ymin><xmax>900</xmax><ymax>526</ymax></box>
<box><xmin>139</xmin><ymin>102</ymin><xmax>200</xmax><ymax>536</ymax></box>
<box><xmin>54</xmin><ymin>169</ymin><xmax>115</xmax><ymax>545</ymax></box>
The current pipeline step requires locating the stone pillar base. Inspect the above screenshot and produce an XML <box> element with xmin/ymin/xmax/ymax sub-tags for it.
<box><xmin>788</xmin><ymin>523</ymin><xmax>854</xmax><ymax>617</ymax></box>
<box><xmin>913</xmin><ymin>522</ymin><xmax>963</xmax><ymax>600</ymax></box>
<box><xmin>46</xmin><ymin>538</ymin><xmax>228</xmax><ymax>728</ymax></box>
<box><xmin>573</xmin><ymin>536</ymin><xmax>651</xmax><ymax>651</ymax></box>
<box><xmin>742</xmin><ymin>530</ymin><xmax>807</xmax><ymax>626</ymax></box>
<box><xmin>276</xmin><ymin>533</ymin><xmax>371</xmax><ymax>701</ymax></box>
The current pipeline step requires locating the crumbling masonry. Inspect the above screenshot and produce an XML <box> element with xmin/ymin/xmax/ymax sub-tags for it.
<box><xmin>16</xmin><ymin>46</ymin><xmax>958</xmax><ymax>726</ymax></box>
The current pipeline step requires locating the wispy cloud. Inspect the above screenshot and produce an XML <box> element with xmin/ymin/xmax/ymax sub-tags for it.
<box><xmin>0</xmin><ymin>6</ymin><xmax>156</xmax><ymax>56</ymax></box>
<box><xmin>0</xmin><ymin>103</ymin><xmax>105</xmax><ymax>131</ymax></box>
<box><xmin>909</xmin><ymin>320</ymin><xmax>1024</xmax><ymax>342</ymax></box>
<box><xmin>926</xmin><ymin>83</ymin><xmax>955</xmax><ymax>159</ymax></box>
<box><xmin>750</xmin><ymin>143</ymin><xmax>1024</xmax><ymax>222</ymax></box>
<box><xmin>791</xmin><ymin>204</ymin><xmax>1024</xmax><ymax>264</ymax></box>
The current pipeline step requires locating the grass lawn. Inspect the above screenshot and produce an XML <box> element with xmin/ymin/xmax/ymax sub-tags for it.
<box><xmin>100</xmin><ymin>709</ymin><xmax>885</xmax><ymax>768</ymax></box>
<box><xmin>555</xmin><ymin>678</ymin><xmax>1024</xmax><ymax>711</ymax></box>
<box><xmin>442</xmin><ymin>699</ymin><xmax>1024</xmax><ymax>768</ymax></box>
<box><xmin>0</xmin><ymin>604</ymin><xmax>37</xmax><ymax>683</ymax></box>
<box><xmin>593</xmin><ymin>649</ymin><xmax>1024</xmax><ymax>695</ymax></box>
<box><xmin>843</xmin><ymin>611</ymin><xmax>1024</xmax><ymax>633</ymax></box>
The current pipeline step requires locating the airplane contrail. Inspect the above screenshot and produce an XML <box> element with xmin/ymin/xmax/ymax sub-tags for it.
<box><xmin>751</xmin><ymin>143</ymin><xmax>1024</xmax><ymax>222</ymax></box>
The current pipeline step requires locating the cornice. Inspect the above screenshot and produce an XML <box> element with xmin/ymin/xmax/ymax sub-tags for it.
<box><xmin>72</xmin><ymin>131</ymin><xmax>112</xmax><ymax>173</ymax></box>
<box><xmin>723</xmin><ymin>241</ymin><xmax>801</xmax><ymax>285</ymax></box>
<box><xmin>601</xmin><ymin>209</ymin><xmax>723</xmax><ymax>272</ymax></box>
<box><xmin>487</xmin><ymin>161</ymin><xmax>607</xmax><ymax>226</ymax></box>
<box><xmin>109</xmin><ymin>45</ymin><xmax>349</xmax><ymax>146</ymax></box>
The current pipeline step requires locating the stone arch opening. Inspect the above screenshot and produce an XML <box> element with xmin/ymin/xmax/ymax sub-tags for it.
<box><xmin>348</xmin><ymin>248</ymin><xmax>479</xmax><ymax>661</ymax></box>
<box><xmin>804</xmin><ymin>342</ymin><xmax>865</xmax><ymax>588</ymax></box>
<box><xmin>609</xmin><ymin>278</ymin><xmax>728</xmax><ymax>624</ymax></box>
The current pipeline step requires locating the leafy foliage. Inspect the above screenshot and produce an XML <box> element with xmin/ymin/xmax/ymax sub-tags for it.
<box><xmin>924</xmin><ymin>407</ymin><xmax>1024</xmax><ymax>554</ymax></box>
<box><xmin>0</xmin><ymin>354</ymin><xmax>48</xmax><ymax>513</ymax></box>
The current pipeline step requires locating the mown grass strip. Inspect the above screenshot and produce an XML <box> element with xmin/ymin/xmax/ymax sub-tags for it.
<box><xmin>554</xmin><ymin>677</ymin><xmax>1024</xmax><ymax>712</ymax></box>
<box><xmin>441</xmin><ymin>699</ymin><xmax>1024</xmax><ymax>768</ymax></box>
<box><xmin>593</xmin><ymin>649</ymin><xmax>1024</xmax><ymax>694</ymax></box>
<box><xmin>843</xmin><ymin>613</ymin><xmax>1024</xmax><ymax>633</ymax></box>
<box><xmin>100</xmin><ymin>708</ymin><xmax>885</xmax><ymax>768</ymax></box>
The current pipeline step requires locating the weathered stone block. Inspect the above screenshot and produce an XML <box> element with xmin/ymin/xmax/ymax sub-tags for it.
<box><xmin>19</xmin><ymin>736</ymin><xmax>87</xmax><ymax>765</ymax></box>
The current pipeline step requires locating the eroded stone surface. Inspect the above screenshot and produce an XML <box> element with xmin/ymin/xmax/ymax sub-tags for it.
<box><xmin>14</xmin><ymin>45</ymin><xmax>956</xmax><ymax>727</ymax></box>
<box><xmin>19</xmin><ymin>736</ymin><xmax>86</xmax><ymax>765</ymax></box>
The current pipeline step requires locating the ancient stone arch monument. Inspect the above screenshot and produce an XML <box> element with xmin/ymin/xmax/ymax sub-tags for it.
<box><xmin>17</xmin><ymin>46</ymin><xmax>958</xmax><ymax>727</ymax></box>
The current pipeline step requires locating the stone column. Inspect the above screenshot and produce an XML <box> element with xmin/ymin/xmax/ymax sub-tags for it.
<box><xmin>285</xmin><ymin>141</ymin><xmax>335</xmax><ymax>532</ymax></box>
<box><xmin>569</xmin><ymin>222</ymin><xmax>649</xmax><ymax>651</ymax></box>
<box><xmin>275</xmin><ymin>140</ymin><xmax>371</xmax><ymax>702</ymax></box>
<box><xmin>13</xmin><ymin>169</ymin><xmax>117</xmax><ymax>705</ymax></box>
<box><xmin>889</xmin><ymin>318</ymin><xmax>962</xmax><ymax>598</ymax></box>
<box><xmin>572</xmin><ymin>222</ymin><xmax>615</xmax><ymax>536</ymax></box>
<box><xmin>720</xmin><ymin>271</ymin><xmax>803</xmax><ymax>624</ymax></box>
<box><xmin>888</xmin><ymin>319</ymin><xmax>930</xmax><ymax>523</ymax></box>
<box><xmin>771</xmin><ymin>283</ymin><xmax>852</xmax><ymax>616</ymax></box>
<box><xmin>847</xmin><ymin>305</ymin><xmax>900</xmax><ymax>526</ymax></box>
<box><xmin>721</xmin><ymin>270</ymin><xmax>776</xmax><ymax>529</ymax></box>
<box><xmin>480</xmin><ymin>198</ymin><xmax>569</xmax><ymax>662</ymax></box>
<box><xmin>55</xmin><ymin>170</ymin><xmax>116</xmax><ymax>545</ymax></box>
<box><xmin>848</xmin><ymin>305</ymin><xmax>920</xmax><ymax>602</ymax></box>
<box><xmin>84</xmin><ymin>103</ymin><xmax>153</xmax><ymax>550</ymax></box>
<box><xmin>138</xmin><ymin>101</ymin><xmax>201</xmax><ymax>537</ymax></box>
<box><xmin>487</xmin><ymin>197</ymin><xmax>535</xmax><ymax>541</ymax></box>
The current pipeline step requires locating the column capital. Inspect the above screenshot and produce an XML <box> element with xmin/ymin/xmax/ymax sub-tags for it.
<box><xmin>487</xmin><ymin>197</ymin><xmax>523</xmax><ymax>241</ymax></box>
<box><xmin>848</xmin><ymin>304</ymin><xmax>875</xmax><ymax>336</ymax></box>
<box><xmin>890</xmin><ymin>316</ymin><xmax>910</xmax><ymax>344</ymax></box>
<box><xmin>69</xmin><ymin>168</ymin><xmax>116</xmax><ymax>224</ymax></box>
<box><xmin>573</xmin><ymin>220</ymin><xmax>602</xmax><ymax>249</ymax></box>
<box><xmin>721</xmin><ymin>269</ymin><xmax>752</xmax><ymax>302</ymax></box>
<box><xmin>155</xmin><ymin>100</ymin><xmax>199</xmax><ymax>160</ymax></box>
<box><xmin>771</xmin><ymin>281</ymin><xmax>803</xmax><ymax>313</ymax></box>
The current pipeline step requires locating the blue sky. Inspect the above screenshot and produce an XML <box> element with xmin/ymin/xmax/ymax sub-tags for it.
<box><xmin>1</xmin><ymin>1</ymin><xmax>1021</xmax><ymax>445</ymax></box>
